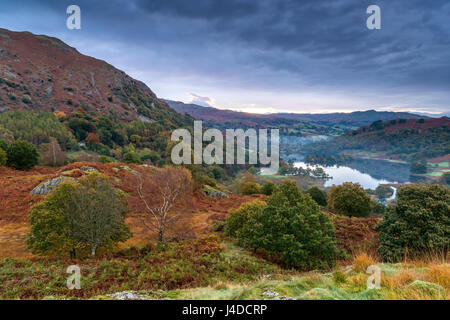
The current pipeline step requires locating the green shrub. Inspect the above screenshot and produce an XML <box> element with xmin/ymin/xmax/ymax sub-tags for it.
<box><xmin>306</xmin><ymin>186</ymin><xmax>327</xmax><ymax>206</ymax></box>
<box><xmin>6</xmin><ymin>140</ymin><xmax>38</xmax><ymax>170</ymax></box>
<box><xmin>21</xmin><ymin>94</ymin><xmax>31</xmax><ymax>104</ymax></box>
<box><xmin>375</xmin><ymin>184</ymin><xmax>450</xmax><ymax>262</ymax></box>
<box><xmin>224</xmin><ymin>201</ymin><xmax>266</xmax><ymax>239</ymax></box>
<box><xmin>261</xmin><ymin>182</ymin><xmax>276</xmax><ymax>195</ymax></box>
<box><xmin>99</xmin><ymin>155</ymin><xmax>114</xmax><ymax>164</ymax></box>
<box><xmin>240</xmin><ymin>182</ymin><xmax>261</xmax><ymax>195</ymax></box>
<box><xmin>328</xmin><ymin>182</ymin><xmax>371</xmax><ymax>217</ymax></box>
<box><xmin>228</xmin><ymin>181</ymin><xmax>339</xmax><ymax>270</ymax></box>
<box><xmin>0</xmin><ymin>148</ymin><xmax>6</xmax><ymax>166</ymax></box>
<box><xmin>123</xmin><ymin>151</ymin><xmax>141</xmax><ymax>164</ymax></box>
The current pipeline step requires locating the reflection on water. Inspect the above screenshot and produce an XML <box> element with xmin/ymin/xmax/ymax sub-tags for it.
<box><xmin>294</xmin><ymin>158</ymin><xmax>411</xmax><ymax>190</ymax></box>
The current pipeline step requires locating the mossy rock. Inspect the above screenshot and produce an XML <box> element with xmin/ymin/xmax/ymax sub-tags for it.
<box><xmin>202</xmin><ymin>185</ymin><xmax>228</xmax><ymax>198</ymax></box>
<box><xmin>30</xmin><ymin>176</ymin><xmax>76</xmax><ymax>195</ymax></box>
<box><xmin>80</xmin><ymin>166</ymin><xmax>99</xmax><ymax>174</ymax></box>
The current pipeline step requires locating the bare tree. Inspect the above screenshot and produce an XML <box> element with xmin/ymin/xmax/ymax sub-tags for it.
<box><xmin>39</xmin><ymin>137</ymin><xmax>66</xmax><ymax>166</ymax></box>
<box><xmin>134</xmin><ymin>166</ymin><xmax>193</xmax><ymax>242</ymax></box>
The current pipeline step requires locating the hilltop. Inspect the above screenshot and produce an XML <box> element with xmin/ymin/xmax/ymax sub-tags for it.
<box><xmin>0</xmin><ymin>28</ymin><xmax>189</xmax><ymax>125</ymax></box>
<box><xmin>304</xmin><ymin>117</ymin><xmax>450</xmax><ymax>162</ymax></box>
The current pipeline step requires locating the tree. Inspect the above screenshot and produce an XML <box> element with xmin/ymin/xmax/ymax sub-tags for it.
<box><xmin>7</xmin><ymin>140</ymin><xmax>39</xmax><ymax>170</ymax></box>
<box><xmin>240</xmin><ymin>182</ymin><xmax>261</xmax><ymax>195</ymax></box>
<box><xmin>26</xmin><ymin>173</ymin><xmax>131</xmax><ymax>258</ymax></box>
<box><xmin>134</xmin><ymin>167</ymin><xmax>193</xmax><ymax>242</ymax></box>
<box><xmin>328</xmin><ymin>182</ymin><xmax>371</xmax><ymax>217</ymax></box>
<box><xmin>261</xmin><ymin>182</ymin><xmax>276</xmax><ymax>195</ymax></box>
<box><xmin>306</xmin><ymin>186</ymin><xmax>327</xmax><ymax>206</ymax></box>
<box><xmin>375</xmin><ymin>184</ymin><xmax>394</xmax><ymax>199</ymax></box>
<box><xmin>39</xmin><ymin>137</ymin><xmax>66</xmax><ymax>167</ymax></box>
<box><xmin>375</xmin><ymin>184</ymin><xmax>449</xmax><ymax>262</ymax></box>
<box><xmin>226</xmin><ymin>181</ymin><xmax>339</xmax><ymax>270</ymax></box>
<box><xmin>224</xmin><ymin>201</ymin><xmax>266</xmax><ymax>239</ymax></box>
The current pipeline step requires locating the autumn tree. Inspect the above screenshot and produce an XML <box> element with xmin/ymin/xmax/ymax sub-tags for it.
<box><xmin>27</xmin><ymin>173</ymin><xmax>131</xmax><ymax>258</ymax></box>
<box><xmin>134</xmin><ymin>166</ymin><xmax>193</xmax><ymax>242</ymax></box>
<box><xmin>39</xmin><ymin>137</ymin><xmax>66</xmax><ymax>167</ymax></box>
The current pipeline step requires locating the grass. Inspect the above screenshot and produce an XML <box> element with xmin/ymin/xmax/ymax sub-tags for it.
<box><xmin>1</xmin><ymin>238</ymin><xmax>447</xmax><ymax>300</ymax></box>
<box><xmin>0</xmin><ymin>236</ymin><xmax>290</xmax><ymax>300</ymax></box>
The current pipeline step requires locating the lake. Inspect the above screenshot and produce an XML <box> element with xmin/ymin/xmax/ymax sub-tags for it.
<box><xmin>293</xmin><ymin>158</ymin><xmax>411</xmax><ymax>190</ymax></box>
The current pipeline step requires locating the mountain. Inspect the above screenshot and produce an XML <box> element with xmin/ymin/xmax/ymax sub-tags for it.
<box><xmin>0</xmin><ymin>28</ymin><xmax>188</xmax><ymax>126</ymax></box>
<box><xmin>163</xmin><ymin>99</ymin><xmax>348</xmax><ymax>136</ymax></box>
<box><xmin>164</xmin><ymin>99</ymin><xmax>425</xmax><ymax>128</ymax></box>
<box><xmin>273</xmin><ymin>110</ymin><xmax>426</xmax><ymax>127</ymax></box>
<box><xmin>304</xmin><ymin>117</ymin><xmax>450</xmax><ymax>161</ymax></box>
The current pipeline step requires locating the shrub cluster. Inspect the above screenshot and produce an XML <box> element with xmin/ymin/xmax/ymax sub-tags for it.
<box><xmin>375</xmin><ymin>184</ymin><xmax>449</xmax><ymax>262</ymax></box>
<box><xmin>225</xmin><ymin>181</ymin><xmax>339</xmax><ymax>270</ymax></box>
<box><xmin>328</xmin><ymin>182</ymin><xmax>371</xmax><ymax>217</ymax></box>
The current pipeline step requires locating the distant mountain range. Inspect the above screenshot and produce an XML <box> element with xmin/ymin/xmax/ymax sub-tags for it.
<box><xmin>164</xmin><ymin>99</ymin><xmax>426</xmax><ymax>128</ymax></box>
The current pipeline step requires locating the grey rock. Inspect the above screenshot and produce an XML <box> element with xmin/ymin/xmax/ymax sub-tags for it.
<box><xmin>30</xmin><ymin>176</ymin><xmax>76</xmax><ymax>195</ymax></box>
<box><xmin>202</xmin><ymin>185</ymin><xmax>228</xmax><ymax>198</ymax></box>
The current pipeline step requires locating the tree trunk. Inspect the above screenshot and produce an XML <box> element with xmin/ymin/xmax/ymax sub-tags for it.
<box><xmin>91</xmin><ymin>246</ymin><xmax>96</xmax><ymax>257</ymax></box>
<box><xmin>70</xmin><ymin>249</ymin><xmax>76</xmax><ymax>259</ymax></box>
<box><xmin>158</xmin><ymin>229</ymin><xmax>163</xmax><ymax>242</ymax></box>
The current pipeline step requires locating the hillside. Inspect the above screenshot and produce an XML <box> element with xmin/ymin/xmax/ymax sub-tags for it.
<box><xmin>304</xmin><ymin>117</ymin><xmax>450</xmax><ymax>161</ymax></box>
<box><xmin>0</xmin><ymin>29</ymin><xmax>189</xmax><ymax>125</ymax></box>
<box><xmin>274</xmin><ymin>110</ymin><xmax>426</xmax><ymax>127</ymax></box>
<box><xmin>165</xmin><ymin>99</ymin><xmax>425</xmax><ymax>129</ymax></box>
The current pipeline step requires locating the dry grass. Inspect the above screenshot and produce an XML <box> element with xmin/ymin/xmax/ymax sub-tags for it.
<box><xmin>353</xmin><ymin>253</ymin><xmax>378</xmax><ymax>273</ymax></box>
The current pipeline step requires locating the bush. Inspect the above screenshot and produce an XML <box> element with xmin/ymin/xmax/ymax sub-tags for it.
<box><xmin>123</xmin><ymin>151</ymin><xmax>141</xmax><ymax>164</ymax></box>
<box><xmin>21</xmin><ymin>94</ymin><xmax>31</xmax><ymax>104</ymax></box>
<box><xmin>227</xmin><ymin>181</ymin><xmax>339</xmax><ymax>270</ymax></box>
<box><xmin>261</xmin><ymin>182</ymin><xmax>276</xmax><ymax>195</ymax></box>
<box><xmin>0</xmin><ymin>148</ymin><xmax>6</xmax><ymax>166</ymax></box>
<box><xmin>375</xmin><ymin>184</ymin><xmax>450</xmax><ymax>262</ymax></box>
<box><xmin>328</xmin><ymin>182</ymin><xmax>371</xmax><ymax>217</ymax></box>
<box><xmin>224</xmin><ymin>201</ymin><xmax>266</xmax><ymax>239</ymax></box>
<box><xmin>7</xmin><ymin>140</ymin><xmax>39</xmax><ymax>170</ymax></box>
<box><xmin>306</xmin><ymin>186</ymin><xmax>327</xmax><ymax>206</ymax></box>
<box><xmin>26</xmin><ymin>173</ymin><xmax>131</xmax><ymax>258</ymax></box>
<box><xmin>240</xmin><ymin>182</ymin><xmax>261</xmax><ymax>195</ymax></box>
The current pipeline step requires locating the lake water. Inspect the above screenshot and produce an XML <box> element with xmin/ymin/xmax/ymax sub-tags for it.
<box><xmin>293</xmin><ymin>158</ymin><xmax>410</xmax><ymax>191</ymax></box>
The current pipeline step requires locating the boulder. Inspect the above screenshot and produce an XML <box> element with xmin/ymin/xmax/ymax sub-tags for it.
<box><xmin>202</xmin><ymin>185</ymin><xmax>228</xmax><ymax>198</ymax></box>
<box><xmin>80</xmin><ymin>166</ymin><xmax>98</xmax><ymax>173</ymax></box>
<box><xmin>30</xmin><ymin>176</ymin><xmax>76</xmax><ymax>195</ymax></box>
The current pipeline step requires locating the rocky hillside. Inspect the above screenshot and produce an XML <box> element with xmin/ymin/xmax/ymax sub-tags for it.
<box><xmin>0</xmin><ymin>28</ymin><xmax>189</xmax><ymax>125</ymax></box>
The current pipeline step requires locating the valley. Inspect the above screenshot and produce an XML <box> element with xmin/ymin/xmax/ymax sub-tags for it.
<box><xmin>0</xmin><ymin>28</ymin><xmax>448</xmax><ymax>301</ymax></box>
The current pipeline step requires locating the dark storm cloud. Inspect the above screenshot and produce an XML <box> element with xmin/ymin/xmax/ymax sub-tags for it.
<box><xmin>0</xmin><ymin>0</ymin><xmax>449</xmax><ymax>112</ymax></box>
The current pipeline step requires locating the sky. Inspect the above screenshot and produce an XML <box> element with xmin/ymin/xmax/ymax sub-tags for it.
<box><xmin>0</xmin><ymin>0</ymin><xmax>449</xmax><ymax>115</ymax></box>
